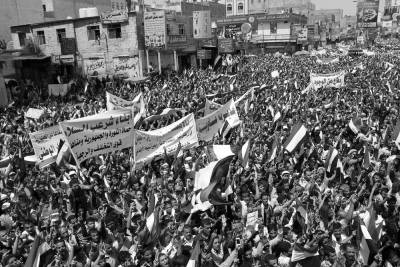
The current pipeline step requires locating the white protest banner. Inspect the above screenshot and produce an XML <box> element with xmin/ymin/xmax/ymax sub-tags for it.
<box><xmin>106</xmin><ymin>92</ymin><xmax>134</xmax><ymax>111</ymax></box>
<box><xmin>235</xmin><ymin>87</ymin><xmax>255</xmax><ymax>108</ymax></box>
<box><xmin>48</xmin><ymin>84</ymin><xmax>69</xmax><ymax>96</ymax></box>
<box><xmin>144</xmin><ymin>108</ymin><xmax>184</xmax><ymax>123</ymax></box>
<box><xmin>25</xmin><ymin>108</ymin><xmax>45</xmax><ymax>120</ymax></box>
<box><xmin>246</xmin><ymin>211</ymin><xmax>258</xmax><ymax>226</ymax></box>
<box><xmin>59</xmin><ymin>110</ymin><xmax>134</xmax><ymax>164</ymax></box>
<box><xmin>60</xmin><ymin>110</ymin><xmax>133</xmax><ymax>131</ymax></box>
<box><xmin>204</xmin><ymin>99</ymin><xmax>222</xmax><ymax>115</ymax></box>
<box><xmin>316</xmin><ymin>57</ymin><xmax>339</xmax><ymax>65</ymax></box>
<box><xmin>196</xmin><ymin>99</ymin><xmax>239</xmax><ymax>141</ymax></box>
<box><xmin>106</xmin><ymin>92</ymin><xmax>145</xmax><ymax>121</ymax></box>
<box><xmin>135</xmin><ymin>114</ymin><xmax>198</xmax><ymax>165</ymax></box>
<box><xmin>29</xmin><ymin>125</ymin><xmax>66</xmax><ymax>168</ymax></box>
<box><xmin>61</xmin><ymin>127</ymin><xmax>134</xmax><ymax>164</ymax></box>
<box><xmin>310</xmin><ymin>71</ymin><xmax>345</xmax><ymax>89</ymax></box>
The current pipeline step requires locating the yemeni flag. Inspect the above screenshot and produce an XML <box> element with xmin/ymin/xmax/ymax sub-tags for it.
<box><xmin>363</xmin><ymin>145</ymin><xmax>371</xmax><ymax>169</ymax></box>
<box><xmin>186</xmin><ymin>239</ymin><xmax>201</xmax><ymax>267</ymax></box>
<box><xmin>267</xmin><ymin>135</ymin><xmax>280</xmax><ymax>163</ymax></box>
<box><xmin>284</xmin><ymin>124</ymin><xmax>308</xmax><ymax>153</ymax></box>
<box><xmin>325</xmin><ymin>148</ymin><xmax>339</xmax><ymax>174</ymax></box>
<box><xmin>348</xmin><ymin>117</ymin><xmax>362</xmax><ymax>135</ymax></box>
<box><xmin>138</xmin><ymin>193</ymin><xmax>160</xmax><ymax>246</ymax></box>
<box><xmin>291</xmin><ymin>242</ymin><xmax>321</xmax><ymax>267</ymax></box>
<box><xmin>273</xmin><ymin>111</ymin><xmax>282</xmax><ymax>123</ymax></box>
<box><xmin>239</xmin><ymin>140</ymin><xmax>251</xmax><ymax>168</ymax></box>
<box><xmin>189</xmin><ymin>154</ymin><xmax>234</xmax><ymax>213</ymax></box>
<box><xmin>358</xmin><ymin>218</ymin><xmax>378</xmax><ymax>265</ymax></box>
<box><xmin>391</xmin><ymin>119</ymin><xmax>400</xmax><ymax>144</ymax></box>
<box><xmin>219</xmin><ymin>114</ymin><xmax>241</xmax><ymax>139</ymax></box>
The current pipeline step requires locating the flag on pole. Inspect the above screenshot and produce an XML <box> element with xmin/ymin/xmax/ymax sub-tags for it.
<box><xmin>363</xmin><ymin>145</ymin><xmax>370</xmax><ymax>169</ymax></box>
<box><xmin>267</xmin><ymin>135</ymin><xmax>280</xmax><ymax>162</ymax></box>
<box><xmin>358</xmin><ymin>220</ymin><xmax>378</xmax><ymax>265</ymax></box>
<box><xmin>138</xmin><ymin>194</ymin><xmax>160</xmax><ymax>245</ymax></box>
<box><xmin>273</xmin><ymin>111</ymin><xmax>282</xmax><ymax>123</ymax></box>
<box><xmin>186</xmin><ymin>239</ymin><xmax>201</xmax><ymax>267</ymax></box>
<box><xmin>348</xmin><ymin>117</ymin><xmax>362</xmax><ymax>135</ymax></box>
<box><xmin>284</xmin><ymin>124</ymin><xmax>308</xmax><ymax>153</ymax></box>
<box><xmin>325</xmin><ymin>148</ymin><xmax>339</xmax><ymax>174</ymax></box>
<box><xmin>386</xmin><ymin>81</ymin><xmax>392</xmax><ymax>94</ymax></box>
<box><xmin>391</xmin><ymin>120</ymin><xmax>400</xmax><ymax>144</ymax></box>
<box><xmin>240</xmin><ymin>140</ymin><xmax>251</xmax><ymax>168</ymax></box>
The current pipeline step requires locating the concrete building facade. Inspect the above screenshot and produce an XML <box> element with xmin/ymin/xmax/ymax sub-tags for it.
<box><xmin>0</xmin><ymin>0</ymin><xmax>44</xmax><ymax>42</ymax></box>
<box><xmin>9</xmin><ymin>12</ymin><xmax>144</xmax><ymax>81</ymax></box>
<box><xmin>221</xmin><ymin>0</ymin><xmax>315</xmax><ymax>17</ymax></box>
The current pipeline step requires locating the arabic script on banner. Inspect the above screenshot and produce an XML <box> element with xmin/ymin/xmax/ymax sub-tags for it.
<box><xmin>135</xmin><ymin>114</ymin><xmax>198</xmax><ymax>165</ymax></box>
<box><xmin>310</xmin><ymin>71</ymin><xmax>345</xmax><ymax>89</ymax></box>
<box><xmin>196</xmin><ymin>100</ymin><xmax>238</xmax><ymax>141</ymax></box>
<box><xmin>29</xmin><ymin>126</ymin><xmax>66</xmax><ymax>168</ymax></box>
<box><xmin>59</xmin><ymin>110</ymin><xmax>134</xmax><ymax>164</ymax></box>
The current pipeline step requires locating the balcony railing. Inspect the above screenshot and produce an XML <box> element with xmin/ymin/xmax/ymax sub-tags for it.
<box><xmin>251</xmin><ymin>34</ymin><xmax>297</xmax><ymax>43</ymax></box>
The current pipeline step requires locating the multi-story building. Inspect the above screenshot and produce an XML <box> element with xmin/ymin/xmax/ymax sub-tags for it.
<box><xmin>0</xmin><ymin>0</ymin><xmax>43</xmax><ymax>43</ymax></box>
<box><xmin>8</xmin><ymin>11</ymin><xmax>145</xmax><ymax>82</ymax></box>
<box><xmin>41</xmin><ymin>0</ymin><xmax>112</xmax><ymax>20</ymax></box>
<box><xmin>142</xmin><ymin>0</ymin><xmax>226</xmax><ymax>73</ymax></box>
<box><xmin>222</xmin><ymin>0</ymin><xmax>315</xmax><ymax>17</ymax></box>
<box><xmin>308</xmin><ymin>9</ymin><xmax>343</xmax><ymax>42</ymax></box>
<box><xmin>215</xmin><ymin>12</ymin><xmax>308</xmax><ymax>53</ymax></box>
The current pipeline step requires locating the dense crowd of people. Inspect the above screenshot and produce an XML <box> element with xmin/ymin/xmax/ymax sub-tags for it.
<box><xmin>0</xmin><ymin>43</ymin><xmax>400</xmax><ymax>267</ymax></box>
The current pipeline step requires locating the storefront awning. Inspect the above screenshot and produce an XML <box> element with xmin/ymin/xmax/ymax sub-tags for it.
<box><xmin>0</xmin><ymin>54</ymin><xmax>50</xmax><ymax>62</ymax></box>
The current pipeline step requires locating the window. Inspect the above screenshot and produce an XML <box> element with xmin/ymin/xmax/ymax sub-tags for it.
<box><xmin>108</xmin><ymin>23</ymin><xmax>122</xmax><ymax>38</ymax></box>
<box><xmin>87</xmin><ymin>25</ymin><xmax>100</xmax><ymax>41</ymax></box>
<box><xmin>270</xmin><ymin>22</ymin><xmax>277</xmax><ymax>34</ymax></box>
<box><xmin>42</xmin><ymin>4</ymin><xmax>46</xmax><ymax>12</ymax></box>
<box><xmin>238</xmin><ymin>3</ymin><xmax>244</xmax><ymax>13</ymax></box>
<box><xmin>18</xmin><ymin>32</ymin><xmax>26</xmax><ymax>47</ymax></box>
<box><xmin>56</xmin><ymin>28</ymin><xmax>66</xmax><ymax>43</ymax></box>
<box><xmin>166</xmin><ymin>24</ymin><xmax>171</xmax><ymax>35</ymax></box>
<box><xmin>178</xmin><ymin>24</ymin><xmax>185</xmax><ymax>35</ymax></box>
<box><xmin>227</xmin><ymin>4</ymin><xmax>233</xmax><ymax>13</ymax></box>
<box><xmin>36</xmin><ymin>31</ymin><xmax>46</xmax><ymax>45</ymax></box>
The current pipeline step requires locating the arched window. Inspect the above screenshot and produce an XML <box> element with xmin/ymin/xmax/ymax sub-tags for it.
<box><xmin>238</xmin><ymin>2</ymin><xmax>244</xmax><ymax>13</ymax></box>
<box><xmin>227</xmin><ymin>4</ymin><xmax>233</xmax><ymax>13</ymax></box>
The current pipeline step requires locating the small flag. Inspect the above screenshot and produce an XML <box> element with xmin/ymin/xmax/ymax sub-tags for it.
<box><xmin>391</xmin><ymin>120</ymin><xmax>400</xmax><ymax>144</ymax></box>
<box><xmin>138</xmin><ymin>194</ymin><xmax>160</xmax><ymax>245</ymax></box>
<box><xmin>301</xmin><ymin>82</ymin><xmax>314</xmax><ymax>95</ymax></box>
<box><xmin>284</xmin><ymin>124</ymin><xmax>308</xmax><ymax>153</ymax></box>
<box><xmin>84</xmin><ymin>81</ymin><xmax>89</xmax><ymax>94</ymax></box>
<box><xmin>363</xmin><ymin>146</ymin><xmax>370</xmax><ymax>169</ymax></box>
<box><xmin>325</xmin><ymin>148</ymin><xmax>339</xmax><ymax>174</ymax></box>
<box><xmin>267</xmin><ymin>135</ymin><xmax>280</xmax><ymax>163</ymax></box>
<box><xmin>240</xmin><ymin>140</ymin><xmax>251</xmax><ymax>168</ymax></box>
<box><xmin>358</xmin><ymin>220</ymin><xmax>378</xmax><ymax>265</ymax></box>
<box><xmin>273</xmin><ymin>111</ymin><xmax>282</xmax><ymax>123</ymax></box>
<box><xmin>186</xmin><ymin>239</ymin><xmax>201</xmax><ymax>267</ymax></box>
<box><xmin>386</xmin><ymin>81</ymin><xmax>392</xmax><ymax>94</ymax></box>
<box><xmin>348</xmin><ymin>117</ymin><xmax>361</xmax><ymax>135</ymax></box>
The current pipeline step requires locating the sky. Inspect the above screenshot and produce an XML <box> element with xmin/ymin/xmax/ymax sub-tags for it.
<box><xmin>313</xmin><ymin>0</ymin><xmax>357</xmax><ymax>15</ymax></box>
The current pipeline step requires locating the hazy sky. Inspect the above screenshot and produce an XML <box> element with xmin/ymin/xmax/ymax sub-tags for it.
<box><xmin>313</xmin><ymin>0</ymin><xmax>357</xmax><ymax>15</ymax></box>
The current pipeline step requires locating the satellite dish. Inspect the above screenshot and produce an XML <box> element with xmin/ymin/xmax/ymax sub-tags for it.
<box><xmin>393</xmin><ymin>13</ymin><xmax>400</xmax><ymax>21</ymax></box>
<box><xmin>241</xmin><ymin>23</ymin><xmax>252</xmax><ymax>34</ymax></box>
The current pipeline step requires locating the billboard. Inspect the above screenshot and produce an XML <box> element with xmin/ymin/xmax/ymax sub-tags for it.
<box><xmin>193</xmin><ymin>10</ymin><xmax>212</xmax><ymax>39</ymax></box>
<box><xmin>113</xmin><ymin>56</ymin><xmax>140</xmax><ymax>79</ymax></box>
<box><xmin>144</xmin><ymin>11</ymin><xmax>166</xmax><ymax>48</ymax></box>
<box><xmin>357</xmin><ymin>0</ymin><xmax>379</xmax><ymax>28</ymax></box>
<box><xmin>218</xmin><ymin>38</ymin><xmax>235</xmax><ymax>53</ymax></box>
